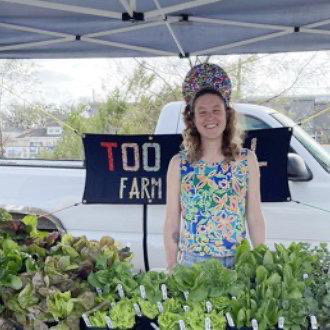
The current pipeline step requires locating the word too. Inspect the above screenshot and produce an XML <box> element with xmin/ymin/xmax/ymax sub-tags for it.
<box><xmin>101</xmin><ymin>142</ymin><xmax>161</xmax><ymax>172</ymax></box>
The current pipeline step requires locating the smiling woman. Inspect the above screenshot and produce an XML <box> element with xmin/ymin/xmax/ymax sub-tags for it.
<box><xmin>183</xmin><ymin>88</ymin><xmax>242</xmax><ymax>164</ymax></box>
<box><xmin>191</xmin><ymin>92</ymin><xmax>227</xmax><ymax>147</ymax></box>
<box><xmin>163</xmin><ymin>63</ymin><xmax>266</xmax><ymax>271</ymax></box>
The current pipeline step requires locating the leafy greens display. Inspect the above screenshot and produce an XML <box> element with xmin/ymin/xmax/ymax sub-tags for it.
<box><xmin>0</xmin><ymin>208</ymin><xmax>329</xmax><ymax>330</ymax></box>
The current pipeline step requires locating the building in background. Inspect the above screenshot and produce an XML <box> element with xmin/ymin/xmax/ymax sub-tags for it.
<box><xmin>4</xmin><ymin>122</ymin><xmax>62</xmax><ymax>159</ymax></box>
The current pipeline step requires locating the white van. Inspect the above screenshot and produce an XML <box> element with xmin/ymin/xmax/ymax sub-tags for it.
<box><xmin>149</xmin><ymin>101</ymin><xmax>330</xmax><ymax>265</ymax></box>
<box><xmin>0</xmin><ymin>102</ymin><xmax>329</xmax><ymax>271</ymax></box>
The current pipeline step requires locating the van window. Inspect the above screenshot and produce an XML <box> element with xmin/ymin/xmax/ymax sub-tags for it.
<box><xmin>272</xmin><ymin>112</ymin><xmax>330</xmax><ymax>174</ymax></box>
<box><xmin>238</xmin><ymin>114</ymin><xmax>271</xmax><ymax>131</ymax></box>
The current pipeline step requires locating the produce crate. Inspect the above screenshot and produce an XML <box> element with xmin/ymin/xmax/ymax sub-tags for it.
<box><xmin>80</xmin><ymin>315</ymin><xmax>158</xmax><ymax>330</ymax></box>
<box><xmin>134</xmin><ymin>316</ymin><xmax>159</xmax><ymax>330</ymax></box>
<box><xmin>12</xmin><ymin>321</ymin><xmax>59</xmax><ymax>330</ymax></box>
<box><xmin>80</xmin><ymin>316</ymin><xmax>106</xmax><ymax>330</ymax></box>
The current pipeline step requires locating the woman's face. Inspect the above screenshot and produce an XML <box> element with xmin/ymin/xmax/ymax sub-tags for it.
<box><xmin>193</xmin><ymin>93</ymin><xmax>227</xmax><ymax>140</ymax></box>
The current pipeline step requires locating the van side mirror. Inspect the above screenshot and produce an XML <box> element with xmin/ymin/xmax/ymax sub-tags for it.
<box><xmin>287</xmin><ymin>153</ymin><xmax>312</xmax><ymax>181</ymax></box>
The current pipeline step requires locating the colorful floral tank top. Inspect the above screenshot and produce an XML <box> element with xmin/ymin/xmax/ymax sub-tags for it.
<box><xmin>179</xmin><ymin>149</ymin><xmax>249</xmax><ymax>257</ymax></box>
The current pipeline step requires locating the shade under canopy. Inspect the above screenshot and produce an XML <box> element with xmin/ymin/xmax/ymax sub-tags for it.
<box><xmin>1</xmin><ymin>0</ymin><xmax>330</xmax><ymax>59</ymax></box>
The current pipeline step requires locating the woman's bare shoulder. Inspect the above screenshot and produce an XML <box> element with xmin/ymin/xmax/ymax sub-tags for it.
<box><xmin>170</xmin><ymin>153</ymin><xmax>182</xmax><ymax>165</ymax></box>
<box><xmin>171</xmin><ymin>153</ymin><xmax>181</xmax><ymax>162</ymax></box>
<box><xmin>245</xmin><ymin>149</ymin><xmax>258</xmax><ymax>164</ymax></box>
<box><xmin>167</xmin><ymin>154</ymin><xmax>181</xmax><ymax>185</ymax></box>
<box><xmin>168</xmin><ymin>153</ymin><xmax>181</xmax><ymax>171</ymax></box>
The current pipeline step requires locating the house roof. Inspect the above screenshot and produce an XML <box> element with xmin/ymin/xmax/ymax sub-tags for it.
<box><xmin>16</xmin><ymin>128</ymin><xmax>61</xmax><ymax>138</ymax></box>
<box><xmin>3</xmin><ymin>127</ymin><xmax>24</xmax><ymax>133</ymax></box>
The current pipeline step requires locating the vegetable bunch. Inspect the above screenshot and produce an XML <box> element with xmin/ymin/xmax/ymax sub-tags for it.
<box><xmin>1</xmin><ymin>208</ymin><xmax>329</xmax><ymax>330</ymax></box>
<box><xmin>0</xmin><ymin>209</ymin><xmax>132</xmax><ymax>330</ymax></box>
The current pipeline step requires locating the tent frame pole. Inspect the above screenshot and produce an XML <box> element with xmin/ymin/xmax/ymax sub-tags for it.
<box><xmin>145</xmin><ymin>0</ymin><xmax>223</xmax><ymax>19</ymax></box>
<box><xmin>81</xmin><ymin>36</ymin><xmax>176</xmax><ymax>56</ymax></box>
<box><xmin>119</xmin><ymin>0</ymin><xmax>134</xmax><ymax>17</ymax></box>
<box><xmin>191</xmin><ymin>30</ymin><xmax>292</xmax><ymax>56</ymax></box>
<box><xmin>152</xmin><ymin>0</ymin><xmax>186</xmax><ymax>57</ymax></box>
<box><xmin>0</xmin><ymin>0</ymin><xmax>121</xmax><ymax>19</ymax></box>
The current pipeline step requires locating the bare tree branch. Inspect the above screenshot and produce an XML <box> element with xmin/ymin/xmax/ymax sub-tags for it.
<box><xmin>205</xmin><ymin>55</ymin><xmax>212</xmax><ymax>63</ymax></box>
<box><xmin>261</xmin><ymin>53</ymin><xmax>318</xmax><ymax>104</ymax></box>
<box><xmin>187</xmin><ymin>57</ymin><xmax>193</xmax><ymax>68</ymax></box>
<box><xmin>132</xmin><ymin>58</ymin><xmax>178</xmax><ymax>94</ymax></box>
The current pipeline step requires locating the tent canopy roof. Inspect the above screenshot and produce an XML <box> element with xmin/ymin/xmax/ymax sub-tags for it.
<box><xmin>1</xmin><ymin>0</ymin><xmax>330</xmax><ymax>59</ymax></box>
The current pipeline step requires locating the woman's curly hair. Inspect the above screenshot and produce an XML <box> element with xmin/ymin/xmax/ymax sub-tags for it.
<box><xmin>182</xmin><ymin>88</ymin><xmax>244</xmax><ymax>163</ymax></box>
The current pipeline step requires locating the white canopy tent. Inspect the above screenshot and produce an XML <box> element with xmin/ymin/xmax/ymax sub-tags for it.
<box><xmin>1</xmin><ymin>0</ymin><xmax>330</xmax><ymax>59</ymax></box>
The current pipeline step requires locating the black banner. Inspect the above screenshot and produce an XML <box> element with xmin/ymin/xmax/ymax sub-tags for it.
<box><xmin>82</xmin><ymin>134</ymin><xmax>182</xmax><ymax>204</ymax></box>
<box><xmin>82</xmin><ymin>128</ymin><xmax>292</xmax><ymax>204</ymax></box>
<box><xmin>243</xmin><ymin>127</ymin><xmax>292</xmax><ymax>202</ymax></box>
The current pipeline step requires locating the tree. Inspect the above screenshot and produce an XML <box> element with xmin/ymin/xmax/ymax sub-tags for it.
<box><xmin>38</xmin><ymin>52</ymin><xmax>330</xmax><ymax>159</ymax></box>
<box><xmin>0</xmin><ymin>59</ymin><xmax>38</xmax><ymax>157</ymax></box>
<box><xmin>40</xmin><ymin>91</ymin><xmax>130</xmax><ymax>160</ymax></box>
<box><xmin>90</xmin><ymin>89</ymin><xmax>128</xmax><ymax>133</ymax></box>
<box><xmin>2</xmin><ymin>102</ymin><xmax>67</xmax><ymax>130</ymax></box>
<box><xmin>39</xmin><ymin>60</ymin><xmax>183</xmax><ymax>159</ymax></box>
<box><xmin>119</xmin><ymin>61</ymin><xmax>182</xmax><ymax>134</ymax></box>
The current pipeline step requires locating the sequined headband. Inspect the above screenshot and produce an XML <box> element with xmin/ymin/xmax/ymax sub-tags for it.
<box><xmin>182</xmin><ymin>63</ymin><xmax>232</xmax><ymax>106</ymax></box>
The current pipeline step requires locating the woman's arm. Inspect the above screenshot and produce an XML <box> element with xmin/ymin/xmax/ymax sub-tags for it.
<box><xmin>246</xmin><ymin>150</ymin><xmax>266</xmax><ymax>247</ymax></box>
<box><xmin>163</xmin><ymin>154</ymin><xmax>181</xmax><ymax>270</ymax></box>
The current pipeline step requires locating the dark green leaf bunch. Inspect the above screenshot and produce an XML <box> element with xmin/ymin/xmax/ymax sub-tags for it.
<box><xmin>234</xmin><ymin>240</ymin><xmax>329</xmax><ymax>329</ymax></box>
<box><xmin>168</xmin><ymin>258</ymin><xmax>238</xmax><ymax>304</ymax></box>
<box><xmin>87</xmin><ymin>298</ymin><xmax>136</xmax><ymax>329</ymax></box>
<box><xmin>88</xmin><ymin>260</ymin><xmax>138</xmax><ymax>297</ymax></box>
<box><xmin>133</xmin><ymin>270</ymin><xmax>168</xmax><ymax>303</ymax></box>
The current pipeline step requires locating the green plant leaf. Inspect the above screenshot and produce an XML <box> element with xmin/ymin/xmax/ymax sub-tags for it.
<box><xmin>256</xmin><ymin>265</ymin><xmax>268</xmax><ymax>284</ymax></box>
<box><xmin>263</xmin><ymin>250</ymin><xmax>274</xmax><ymax>270</ymax></box>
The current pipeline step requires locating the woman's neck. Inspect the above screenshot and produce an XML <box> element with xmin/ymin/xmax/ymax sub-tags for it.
<box><xmin>200</xmin><ymin>138</ymin><xmax>223</xmax><ymax>161</ymax></box>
